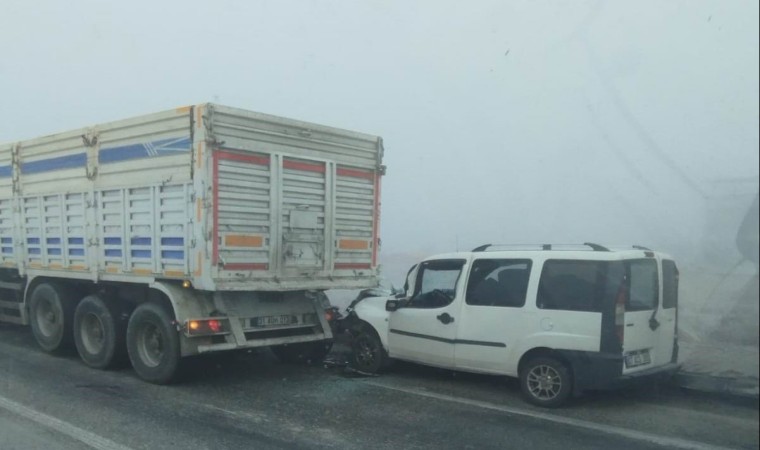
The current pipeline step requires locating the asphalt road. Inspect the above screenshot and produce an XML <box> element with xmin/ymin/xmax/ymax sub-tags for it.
<box><xmin>1</xmin><ymin>322</ymin><xmax>757</xmax><ymax>450</ymax></box>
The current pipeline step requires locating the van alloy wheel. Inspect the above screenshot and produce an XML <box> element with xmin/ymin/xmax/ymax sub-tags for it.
<box><xmin>526</xmin><ymin>364</ymin><xmax>562</xmax><ymax>401</ymax></box>
<box><xmin>351</xmin><ymin>327</ymin><xmax>388</xmax><ymax>374</ymax></box>
<box><xmin>519</xmin><ymin>356</ymin><xmax>572</xmax><ymax>408</ymax></box>
<box><xmin>355</xmin><ymin>335</ymin><xmax>379</xmax><ymax>367</ymax></box>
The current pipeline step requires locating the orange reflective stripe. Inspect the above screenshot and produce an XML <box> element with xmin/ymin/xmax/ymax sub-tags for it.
<box><xmin>224</xmin><ymin>235</ymin><xmax>263</xmax><ymax>247</ymax></box>
<box><xmin>163</xmin><ymin>270</ymin><xmax>184</xmax><ymax>277</ymax></box>
<box><xmin>338</xmin><ymin>239</ymin><xmax>369</xmax><ymax>250</ymax></box>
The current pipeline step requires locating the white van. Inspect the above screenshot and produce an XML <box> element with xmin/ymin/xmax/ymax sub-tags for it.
<box><xmin>343</xmin><ymin>244</ymin><xmax>680</xmax><ymax>407</ymax></box>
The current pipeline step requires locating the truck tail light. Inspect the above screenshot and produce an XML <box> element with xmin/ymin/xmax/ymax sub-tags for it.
<box><xmin>208</xmin><ymin>319</ymin><xmax>222</xmax><ymax>333</ymax></box>
<box><xmin>187</xmin><ymin>318</ymin><xmax>228</xmax><ymax>336</ymax></box>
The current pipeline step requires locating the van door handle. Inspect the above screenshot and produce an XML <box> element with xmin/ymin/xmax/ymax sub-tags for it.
<box><xmin>626</xmin><ymin>323</ymin><xmax>635</xmax><ymax>327</ymax></box>
<box><xmin>437</xmin><ymin>313</ymin><xmax>454</xmax><ymax>325</ymax></box>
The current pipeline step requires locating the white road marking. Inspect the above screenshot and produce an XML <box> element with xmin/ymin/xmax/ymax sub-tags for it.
<box><xmin>363</xmin><ymin>381</ymin><xmax>737</xmax><ymax>450</ymax></box>
<box><xmin>0</xmin><ymin>394</ymin><xmax>133</xmax><ymax>450</ymax></box>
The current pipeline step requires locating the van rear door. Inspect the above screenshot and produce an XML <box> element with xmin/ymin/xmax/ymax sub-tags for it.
<box><xmin>621</xmin><ymin>258</ymin><xmax>664</xmax><ymax>374</ymax></box>
<box><xmin>657</xmin><ymin>259</ymin><xmax>679</xmax><ymax>363</ymax></box>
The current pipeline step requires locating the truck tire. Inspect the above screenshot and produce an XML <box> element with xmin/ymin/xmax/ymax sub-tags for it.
<box><xmin>519</xmin><ymin>357</ymin><xmax>573</xmax><ymax>408</ymax></box>
<box><xmin>126</xmin><ymin>302</ymin><xmax>180</xmax><ymax>384</ymax></box>
<box><xmin>73</xmin><ymin>295</ymin><xmax>127</xmax><ymax>369</ymax></box>
<box><xmin>271</xmin><ymin>340</ymin><xmax>333</xmax><ymax>364</ymax></box>
<box><xmin>351</xmin><ymin>325</ymin><xmax>389</xmax><ymax>374</ymax></box>
<box><xmin>28</xmin><ymin>282</ymin><xmax>75</xmax><ymax>353</ymax></box>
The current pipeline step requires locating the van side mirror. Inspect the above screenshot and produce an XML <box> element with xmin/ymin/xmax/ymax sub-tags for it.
<box><xmin>386</xmin><ymin>299</ymin><xmax>407</xmax><ymax>311</ymax></box>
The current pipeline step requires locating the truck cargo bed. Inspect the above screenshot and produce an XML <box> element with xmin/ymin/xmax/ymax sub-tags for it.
<box><xmin>0</xmin><ymin>104</ymin><xmax>384</xmax><ymax>291</ymax></box>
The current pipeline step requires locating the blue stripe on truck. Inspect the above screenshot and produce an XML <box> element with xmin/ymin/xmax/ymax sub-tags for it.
<box><xmin>21</xmin><ymin>153</ymin><xmax>87</xmax><ymax>174</ymax></box>
<box><xmin>0</xmin><ymin>136</ymin><xmax>191</xmax><ymax>178</ymax></box>
<box><xmin>161</xmin><ymin>250</ymin><xmax>184</xmax><ymax>260</ymax></box>
<box><xmin>99</xmin><ymin>136</ymin><xmax>191</xmax><ymax>164</ymax></box>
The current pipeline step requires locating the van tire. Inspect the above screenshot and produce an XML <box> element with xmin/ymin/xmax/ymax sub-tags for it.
<box><xmin>73</xmin><ymin>295</ymin><xmax>127</xmax><ymax>369</ymax></box>
<box><xmin>271</xmin><ymin>340</ymin><xmax>333</xmax><ymax>364</ymax></box>
<box><xmin>519</xmin><ymin>357</ymin><xmax>573</xmax><ymax>408</ymax></box>
<box><xmin>351</xmin><ymin>325</ymin><xmax>389</xmax><ymax>374</ymax></box>
<box><xmin>126</xmin><ymin>302</ymin><xmax>180</xmax><ymax>384</ymax></box>
<box><xmin>29</xmin><ymin>282</ymin><xmax>75</xmax><ymax>353</ymax></box>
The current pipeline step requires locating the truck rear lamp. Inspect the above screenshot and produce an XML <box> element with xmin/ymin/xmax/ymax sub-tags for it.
<box><xmin>186</xmin><ymin>318</ymin><xmax>229</xmax><ymax>336</ymax></box>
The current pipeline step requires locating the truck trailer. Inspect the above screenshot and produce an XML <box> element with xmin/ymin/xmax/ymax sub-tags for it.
<box><xmin>0</xmin><ymin>103</ymin><xmax>384</xmax><ymax>383</ymax></box>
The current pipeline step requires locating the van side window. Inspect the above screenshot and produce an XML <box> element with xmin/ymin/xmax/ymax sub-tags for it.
<box><xmin>662</xmin><ymin>259</ymin><xmax>678</xmax><ymax>309</ymax></box>
<box><xmin>628</xmin><ymin>259</ymin><xmax>659</xmax><ymax>311</ymax></box>
<box><xmin>466</xmin><ymin>259</ymin><xmax>532</xmax><ymax>307</ymax></box>
<box><xmin>537</xmin><ymin>260</ymin><xmax>608</xmax><ymax>312</ymax></box>
<box><xmin>409</xmin><ymin>259</ymin><xmax>465</xmax><ymax>308</ymax></box>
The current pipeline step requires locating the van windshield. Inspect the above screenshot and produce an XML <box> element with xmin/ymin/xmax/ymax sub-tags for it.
<box><xmin>410</xmin><ymin>259</ymin><xmax>465</xmax><ymax>308</ymax></box>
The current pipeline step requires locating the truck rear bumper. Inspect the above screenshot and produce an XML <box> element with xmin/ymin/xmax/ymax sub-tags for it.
<box><xmin>195</xmin><ymin>331</ymin><xmax>332</xmax><ymax>353</ymax></box>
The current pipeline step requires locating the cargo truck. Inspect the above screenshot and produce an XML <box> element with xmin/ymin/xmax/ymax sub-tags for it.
<box><xmin>0</xmin><ymin>104</ymin><xmax>384</xmax><ymax>383</ymax></box>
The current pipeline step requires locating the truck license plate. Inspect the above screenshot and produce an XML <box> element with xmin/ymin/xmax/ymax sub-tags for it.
<box><xmin>251</xmin><ymin>315</ymin><xmax>294</xmax><ymax>327</ymax></box>
<box><xmin>624</xmin><ymin>350</ymin><xmax>651</xmax><ymax>368</ymax></box>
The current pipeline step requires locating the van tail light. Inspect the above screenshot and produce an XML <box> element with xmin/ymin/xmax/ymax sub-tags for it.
<box><xmin>614</xmin><ymin>279</ymin><xmax>628</xmax><ymax>346</ymax></box>
<box><xmin>672</xmin><ymin>266</ymin><xmax>680</xmax><ymax>363</ymax></box>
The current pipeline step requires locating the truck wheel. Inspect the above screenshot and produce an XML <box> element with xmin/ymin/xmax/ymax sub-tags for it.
<box><xmin>28</xmin><ymin>282</ymin><xmax>75</xmax><ymax>353</ymax></box>
<box><xmin>271</xmin><ymin>340</ymin><xmax>333</xmax><ymax>364</ymax></box>
<box><xmin>126</xmin><ymin>302</ymin><xmax>180</xmax><ymax>384</ymax></box>
<box><xmin>73</xmin><ymin>295</ymin><xmax>126</xmax><ymax>369</ymax></box>
<box><xmin>351</xmin><ymin>326</ymin><xmax>388</xmax><ymax>374</ymax></box>
<box><xmin>519</xmin><ymin>357</ymin><xmax>573</xmax><ymax>408</ymax></box>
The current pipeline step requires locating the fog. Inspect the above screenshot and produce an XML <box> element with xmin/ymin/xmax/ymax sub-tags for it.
<box><xmin>2</xmin><ymin>1</ymin><xmax>758</xmax><ymax>341</ymax></box>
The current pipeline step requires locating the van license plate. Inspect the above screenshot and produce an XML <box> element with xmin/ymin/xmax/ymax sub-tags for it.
<box><xmin>252</xmin><ymin>315</ymin><xmax>294</xmax><ymax>327</ymax></box>
<box><xmin>625</xmin><ymin>350</ymin><xmax>651</xmax><ymax>368</ymax></box>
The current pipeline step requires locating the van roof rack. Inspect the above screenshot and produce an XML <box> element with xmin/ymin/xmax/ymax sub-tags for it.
<box><xmin>471</xmin><ymin>243</ymin><xmax>610</xmax><ymax>252</ymax></box>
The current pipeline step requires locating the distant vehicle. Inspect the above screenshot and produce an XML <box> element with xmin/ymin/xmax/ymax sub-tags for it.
<box><xmin>0</xmin><ymin>103</ymin><xmax>384</xmax><ymax>383</ymax></box>
<box><xmin>343</xmin><ymin>244</ymin><xmax>680</xmax><ymax>407</ymax></box>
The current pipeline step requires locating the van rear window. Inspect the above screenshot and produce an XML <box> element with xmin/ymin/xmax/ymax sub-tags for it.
<box><xmin>627</xmin><ymin>259</ymin><xmax>659</xmax><ymax>311</ymax></box>
<box><xmin>662</xmin><ymin>259</ymin><xmax>678</xmax><ymax>309</ymax></box>
<box><xmin>537</xmin><ymin>260</ymin><xmax>621</xmax><ymax>312</ymax></box>
<box><xmin>466</xmin><ymin>259</ymin><xmax>532</xmax><ymax>307</ymax></box>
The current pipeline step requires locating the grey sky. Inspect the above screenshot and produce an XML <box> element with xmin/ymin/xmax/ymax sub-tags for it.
<box><xmin>2</xmin><ymin>0</ymin><xmax>758</xmax><ymax>280</ymax></box>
